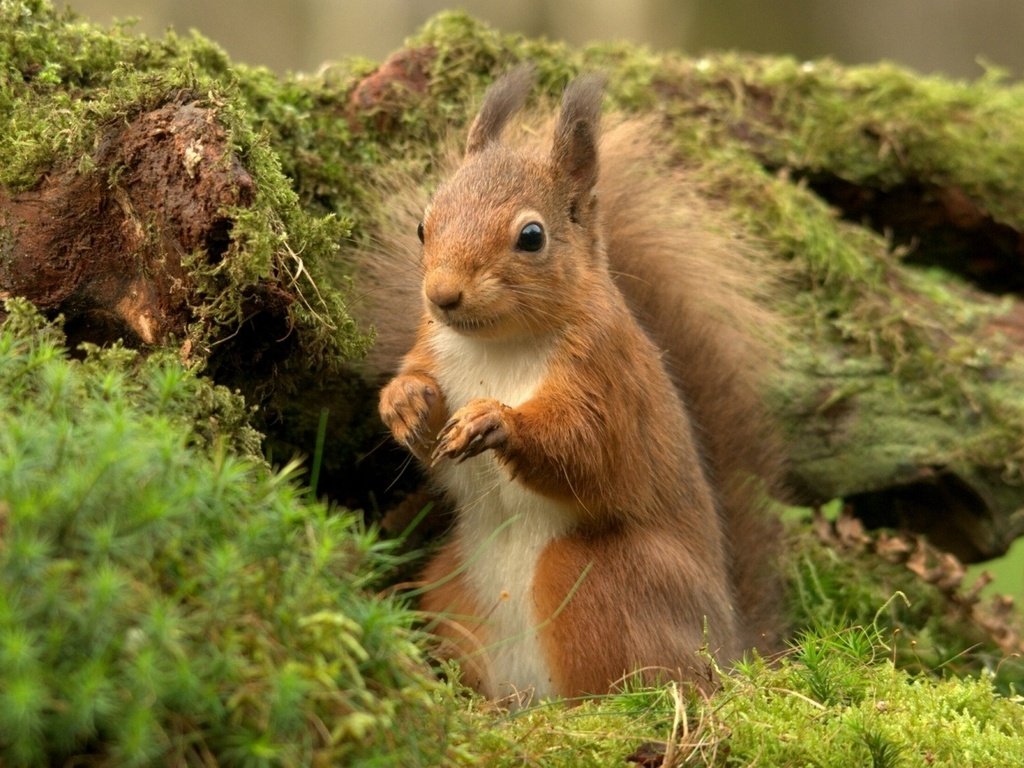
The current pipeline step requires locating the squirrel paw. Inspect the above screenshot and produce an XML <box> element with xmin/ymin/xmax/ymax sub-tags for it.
<box><xmin>432</xmin><ymin>398</ymin><xmax>511</xmax><ymax>465</ymax></box>
<box><xmin>379</xmin><ymin>373</ymin><xmax>445</xmax><ymax>460</ymax></box>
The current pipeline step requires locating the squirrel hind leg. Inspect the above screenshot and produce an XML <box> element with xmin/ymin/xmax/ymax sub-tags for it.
<box><xmin>419</xmin><ymin>541</ymin><xmax>495</xmax><ymax>695</ymax></box>
<box><xmin>533</xmin><ymin>531</ymin><xmax>732</xmax><ymax>697</ymax></box>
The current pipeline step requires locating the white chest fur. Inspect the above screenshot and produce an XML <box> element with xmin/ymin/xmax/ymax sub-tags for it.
<box><xmin>429</xmin><ymin>327</ymin><xmax>573</xmax><ymax>703</ymax></box>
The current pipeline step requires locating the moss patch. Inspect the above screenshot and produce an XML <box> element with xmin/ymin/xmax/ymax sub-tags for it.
<box><xmin>0</xmin><ymin>0</ymin><xmax>368</xmax><ymax>374</ymax></box>
<box><xmin>424</xmin><ymin>621</ymin><xmax>1023</xmax><ymax>768</ymax></box>
<box><xmin>0</xmin><ymin>301</ymin><xmax>461</xmax><ymax>766</ymax></box>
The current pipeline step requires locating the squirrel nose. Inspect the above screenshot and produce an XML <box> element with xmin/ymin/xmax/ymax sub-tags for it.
<box><xmin>425</xmin><ymin>277</ymin><xmax>463</xmax><ymax>310</ymax></box>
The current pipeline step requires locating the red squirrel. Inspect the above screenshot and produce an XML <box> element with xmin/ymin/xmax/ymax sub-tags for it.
<box><xmin>374</xmin><ymin>67</ymin><xmax>783</xmax><ymax>704</ymax></box>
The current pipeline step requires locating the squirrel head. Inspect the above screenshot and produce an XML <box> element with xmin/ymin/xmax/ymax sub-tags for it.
<box><xmin>417</xmin><ymin>68</ymin><xmax>607</xmax><ymax>340</ymax></box>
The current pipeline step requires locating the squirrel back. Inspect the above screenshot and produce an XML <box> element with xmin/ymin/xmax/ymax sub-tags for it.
<box><xmin>358</xmin><ymin>69</ymin><xmax>785</xmax><ymax>697</ymax></box>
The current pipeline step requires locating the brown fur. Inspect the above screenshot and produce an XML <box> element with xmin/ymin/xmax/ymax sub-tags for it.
<box><xmin>418</xmin><ymin>541</ymin><xmax>492</xmax><ymax>693</ymax></box>
<box><xmin>360</xmin><ymin>71</ymin><xmax>785</xmax><ymax>700</ymax></box>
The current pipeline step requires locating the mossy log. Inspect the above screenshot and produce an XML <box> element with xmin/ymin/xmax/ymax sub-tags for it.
<box><xmin>3</xmin><ymin>4</ymin><xmax>1024</xmax><ymax>561</ymax></box>
<box><xmin>0</xmin><ymin>100</ymin><xmax>254</xmax><ymax>351</ymax></box>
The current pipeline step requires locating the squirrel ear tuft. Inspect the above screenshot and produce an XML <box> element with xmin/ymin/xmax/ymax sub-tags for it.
<box><xmin>551</xmin><ymin>73</ymin><xmax>605</xmax><ymax>219</ymax></box>
<box><xmin>465</xmin><ymin>64</ymin><xmax>535</xmax><ymax>156</ymax></box>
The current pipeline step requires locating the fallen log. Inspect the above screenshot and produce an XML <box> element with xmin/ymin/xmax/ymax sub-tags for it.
<box><xmin>2</xmin><ymin>5</ymin><xmax>1024</xmax><ymax>561</ymax></box>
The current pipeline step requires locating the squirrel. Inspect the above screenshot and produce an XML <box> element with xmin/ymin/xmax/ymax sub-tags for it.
<box><xmin>368</xmin><ymin>66</ymin><xmax>785</xmax><ymax>705</ymax></box>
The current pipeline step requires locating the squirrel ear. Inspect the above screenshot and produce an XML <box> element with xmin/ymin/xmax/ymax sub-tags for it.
<box><xmin>465</xmin><ymin>64</ymin><xmax>535</xmax><ymax>156</ymax></box>
<box><xmin>551</xmin><ymin>74</ymin><xmax>605</xmax><ymax>221</ymax></box>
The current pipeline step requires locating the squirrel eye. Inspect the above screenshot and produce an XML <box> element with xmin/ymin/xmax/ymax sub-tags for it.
<box><xmin>416</xmin><ymin>221</ymin><xmax>425</xmax><ymax>244</ymax></box>
<box><xmin>516</xmin><ymin>222</ymin><xmax>545</xmax><ymax>252</ymax></box>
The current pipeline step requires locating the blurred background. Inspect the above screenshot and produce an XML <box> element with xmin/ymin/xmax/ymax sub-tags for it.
<box><xmin>66</xmin><ymin>0</ymin><xmax>1024</xmax><ymax>78</ymax></box>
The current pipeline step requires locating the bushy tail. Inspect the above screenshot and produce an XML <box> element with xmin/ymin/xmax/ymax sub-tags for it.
<box><xmin>598</xmin><ymin>119</ymin><xmax>786</xmax><ymax>648</ymax></box>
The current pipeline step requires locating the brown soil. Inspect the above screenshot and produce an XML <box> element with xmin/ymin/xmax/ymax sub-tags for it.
<box><xmin>0</xmin><ymin>96</ymin><xmax>254</xmax><ymax>353</ymax></box>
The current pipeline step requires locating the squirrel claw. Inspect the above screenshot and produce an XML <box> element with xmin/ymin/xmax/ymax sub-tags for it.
<box><xmin>455</xmin><ymin>433</ymin><xmax>487</xmax><ymax>463</ymax></box>
<box><xmin>379</xmin><ymin>373</ymin><xmax>445</xmax><ymax>461</ymax></box>
<box><xmin>430</xmin><ymin>398</ymin><xmax>510</xmax><ymax>465</ymax></box>
<box><xmin>429</xmin><ymin>438</ymin><xmax>450</xmax><ymax>467</ymax></box>
<box><xmin>438</xmin><ymin>416</ymin><xmax>459</xmax><ymax>440</ymax></box>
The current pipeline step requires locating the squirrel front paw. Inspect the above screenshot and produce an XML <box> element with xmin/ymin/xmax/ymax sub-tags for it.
<box><xmin>379</xmin><ymin>373</ymin><xmax>446</xmax><ymax>460</ymax></box>
<box><xmin>432</xmin><ymin>398</ymin><xmax>511</xmax><ymax>464</ymax></box>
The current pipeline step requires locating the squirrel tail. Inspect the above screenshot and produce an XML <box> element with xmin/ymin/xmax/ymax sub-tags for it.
<box><xmin>598</xmin><ymin>119</ymin><xmax>787</xmax><ymax>649</ymax></box>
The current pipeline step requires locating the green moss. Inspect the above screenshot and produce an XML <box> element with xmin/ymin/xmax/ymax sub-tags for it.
<box><xmin>0</xmin><ymin>0</ymin><xmax>369</xmax><ymax>373</ymax></box>
<box><xmin>440</xmin><ymin>624</ymin><xmax>1023</xmax><ymax>767</ymax></box>
<box><xmin>717</xmin><ymin>627</ymin><xmax>1024</xmax><ymax>767</ymax></box>
<box><xmin>637</xmin><ymin>52</ymin><xmax>1024</xmax><ymax>225</ymax></box>
<box><xmin>0</xmin><ymin>302</ymin><xmax>455</xmax><ymax>766</ymax></box>
<box><xmin>787</xmin><ymin>525</ymin><xmax>1024</xmax><ymax>693</ymax></box>
<box><xmin>646</xmin><ymin>54</ymin><xmax>1024</xmax><ymax>496</ymax></box>
<box><xmin>1</xmin><ymin>0</ymin><xmax>227</xmax><ymax>190</ymax></box>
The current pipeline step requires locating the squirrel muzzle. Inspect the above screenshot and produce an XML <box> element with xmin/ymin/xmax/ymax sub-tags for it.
<box><xmin>424</xmin><ymin>272</ymin><xmax>463</xmax><ymax>311</ymax></box>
